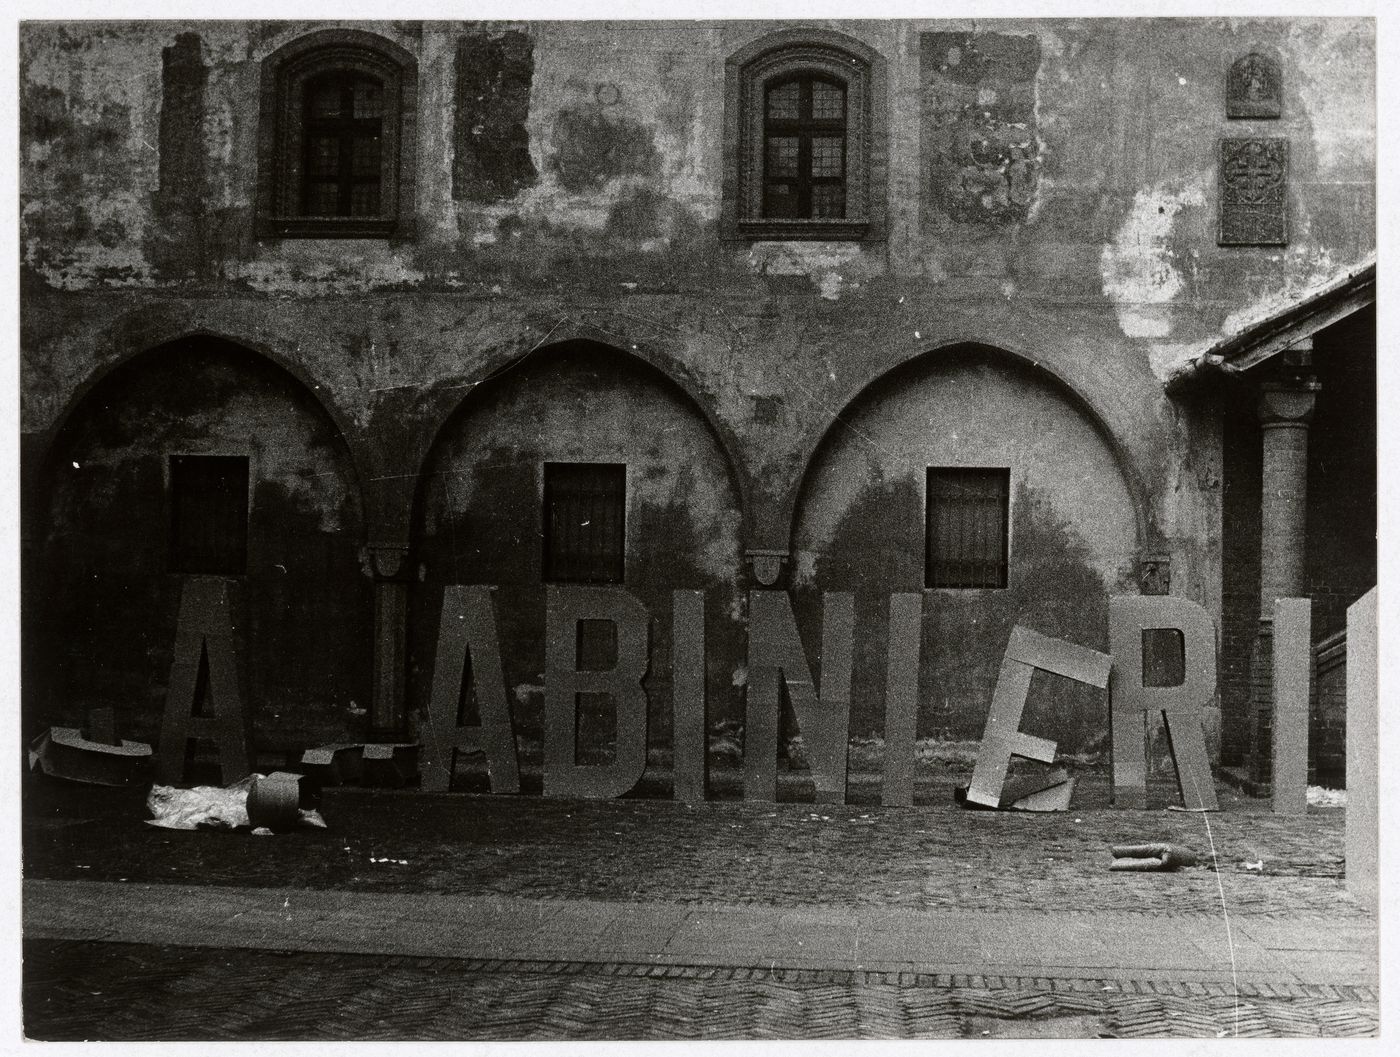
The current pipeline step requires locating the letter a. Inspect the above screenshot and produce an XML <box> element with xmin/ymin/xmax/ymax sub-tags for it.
<box><xmin>420</xmin><ymin>585</ymin><xmax>520</xmax><ymax>793</ymax></box>
<box><xmin>157</xmin><ymin>576</ymin><xmax>252</xmax><ymax>784</ymax></box>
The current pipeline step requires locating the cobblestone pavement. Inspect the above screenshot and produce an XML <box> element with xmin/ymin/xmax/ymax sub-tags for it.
<box><xmin>22</xmin><ymin>775</ymin><xmax>1375</xmax><ymax>1041</ymax></box>
<box><xmin>24</xmin><ymin>940</ymin><xmax>1379</xmax><ymax>1041</ymax></box>
<box><xmin>23</xmin><ymin>776</ymin><xmax>1359</xmax><ymax>919</ymax></box>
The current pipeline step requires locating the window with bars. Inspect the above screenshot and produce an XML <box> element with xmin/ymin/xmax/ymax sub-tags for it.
<box><xmin>925</xmin><ymin>468</ymin><xmax>1010</xmax><ymax>589</ymax></box>
<box><xmin>762</xmin><ymin>74</ymin><xmax>847</xmax><ymax>220</ymax></box>
<box><xmin>169</xmin><ymin>455</ymin><xmax>250</xmax><ymax>576</ymax></box>
<box><xmin>543</xmin><ymin>463</ymin><xmax>626</xmax><ymax>584</ymax></box>
<box><xmin>302</xmin><ymin>72</ymin><xmax>384</xmax><ymax>217</ymax></box>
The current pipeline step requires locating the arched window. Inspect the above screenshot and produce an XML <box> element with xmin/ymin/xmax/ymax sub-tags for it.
<box><xmin>257</xmin><ymin>30</ymin><xmax>417</xmax><ymax>239</ymax></box>
<box><xmin>724</xmin><ymin>30</ymin><xmax>885</xmax><ymax>241</ymax></box>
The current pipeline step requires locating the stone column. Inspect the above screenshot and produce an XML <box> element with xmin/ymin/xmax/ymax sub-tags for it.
<box><xmin>366</xmin><ymin>542</ymin><xmax>412</xmax><ymax>737</ymax></box>
<box><xmin>1248</xmin><ymin>374</ymin><xmax>1319</xmax><ymax>785</ymax></box>
<box><xmin>1258</xmin><ymin>380</ymin><xmax>1318</xmax><ymax>612</ymax></box>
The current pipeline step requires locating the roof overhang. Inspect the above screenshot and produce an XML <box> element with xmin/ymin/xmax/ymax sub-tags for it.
<box><xmin>1164</xmin><ymin>260</ymin><xmax>1375</xmax><ymax>396</ymax></box>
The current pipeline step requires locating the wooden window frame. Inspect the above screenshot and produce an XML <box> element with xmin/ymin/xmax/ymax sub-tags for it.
<box><xmin>762</xmin><ymin>74</ymin><xmax>848</xmax><ymax>220</ymax></box>
<box><xmin>256</xmin><ymin>29</ymin><xmax>417</xmax><ymax>240</ymax></box>
<box><xmin>724</xmin><ymin>29</ymin><xmax>886</xmax><ymax>242</ymax></box>
<box><xmin>925</xmin><ymin>467</ymin><xmax>1010</xmax><ymax>590</ymax></box>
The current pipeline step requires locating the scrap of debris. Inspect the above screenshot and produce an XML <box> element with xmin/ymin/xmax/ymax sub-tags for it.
<box><xmin>299</xmin><ymin>743</ymin><xmax>420</xmax><ymax>787</ymax></box>
<box><xmin>146</xmin><ymin>773</ymin><xmax>327</xmax><ymax>833</ymax></box>
<box><xmin>1108</xmin><ymin>842</ymin><xmax>1200</xmax><ymax>871</ymax></box>
<box><xmin>27</xmin><ymin>709</ymin><xmax>153</xmax><ymax>787</ymax></box>
<box><xmin>955</xmin><ymin>767</ymin><xmax>1076</xmax><ymax>812</ymax></box>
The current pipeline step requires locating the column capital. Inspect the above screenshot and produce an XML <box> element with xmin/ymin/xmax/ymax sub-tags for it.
<box><xmin>1258</xmin><ymin>379</ymin><xmax>1320</xmax><ymax>427</ymax></box>
<box><xmin>745</xmin><ymin>548</ymin><xmax>788</xmax><ymax>588</ymax></box>
<box><xmin>363</xmin><ymin>541</ymin><xmax>412</xmax><ymax>580</ymax></box>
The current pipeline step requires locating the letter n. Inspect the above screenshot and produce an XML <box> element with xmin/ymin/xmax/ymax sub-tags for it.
<box><xmin>745</xmin><ymin>591</ymin><xmax>853</xmax><ymax>804</ymax></box>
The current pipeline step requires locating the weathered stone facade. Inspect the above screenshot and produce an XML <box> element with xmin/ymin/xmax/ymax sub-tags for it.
<box><xmin>19</xmin><ymin>18</ymin><xmax>1376</xmax><ymax>785</ymax></box>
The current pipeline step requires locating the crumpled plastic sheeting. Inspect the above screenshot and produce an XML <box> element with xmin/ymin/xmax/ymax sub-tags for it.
<box><xmin>145</xmin><ymin>775</ymin><xmax>327</xmax><ymax>832</ymax></box>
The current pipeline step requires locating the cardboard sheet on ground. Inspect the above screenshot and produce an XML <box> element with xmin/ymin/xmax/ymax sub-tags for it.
<box><xmin>28</xmin><ymin>726</ymin><xmax>152</xmax><ymax>787</ymax></box>
<box><xmin>146</xmin><ymin>774</ymin><xmax>327</xmax><ymax>832</ymax></box>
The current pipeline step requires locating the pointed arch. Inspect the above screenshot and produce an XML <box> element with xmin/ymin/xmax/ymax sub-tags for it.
<box><xmin>411</xmin><ymin>331</ymin><xmax>752</xmax><ymax>540</ymax></box>
<box><xmin>787</xmin><ymin>341</ymin><xmax>1155</xmax><ymax>560</ymax></box>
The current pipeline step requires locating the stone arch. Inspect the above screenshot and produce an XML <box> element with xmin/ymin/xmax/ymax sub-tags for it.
<box><xmin>787</xmin><ymin>341</ymin><xmax>1149</xmax><ymax>753</ymax></box>
<box><xmin>411</xmin><ymin>325</ymin><xmax>753</xmax><ymax>540</ymax></box>
<box><xmin>788</xmin><ymin>341</ymin><xmax>1154</xmax><ymax>558</ymax></box>
<box><xmin>407</xmin><ymin>337</ymin><xmax>750</xmax><ymax>790</ymax></box>
<box><xmin>37</xmin><ymin>323</ymin><xmax>371</xmax><ymax>510</ymax></box>
<box><xmin>28</xmin><ymin>333</ymin><xmax>373</xmax><ymax>757</ymax></box>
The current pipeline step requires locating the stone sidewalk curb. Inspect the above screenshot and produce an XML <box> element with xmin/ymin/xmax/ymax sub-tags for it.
<box><xmin>24</xmin><ymin>879</ymin><xmax>1377</xmax><ymax>990</ymax></box>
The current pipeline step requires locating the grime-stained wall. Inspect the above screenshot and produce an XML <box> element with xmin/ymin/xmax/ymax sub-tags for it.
<box><xmin>30</xmin><ymin>337</ymin><xmax>370</xmax><ymax>751</ymax></box>
<box><xmin>19</xmin><ymin>18</ymin><xmax>1374</xmax><ymax>764</ymax></box>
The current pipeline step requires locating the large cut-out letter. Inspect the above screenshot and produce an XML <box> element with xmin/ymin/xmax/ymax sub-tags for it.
<box><xmin>544</xmin><ymin>585</ymin><xmax>650</xmax><ymax>798</ymax></box>
<box><xmin>965</xmin><ymin>626</ymin><xmax>1112</xmax><ymax>808</ymax></box>
<box><xmin>745</xmin><ymin>591</ymin><xmax>853</xmax><ymax>803</ymax></box>
<box><xmin>1108</xmin><ymin>595</ymin><xmax>1219</xmax><ymax>810</ymax></box>
<box><xmin>1345</xmin><ymin>588</ymin><xmax>1377</xmax><ymax>914</ymax></box>
<box><xmin>671</xmin><ymin>590</ymin><xmax>707</xmax><ymax>803</ymax></box>
<box><xmin>420</xmin><ymin>585</ymin><xmax>520</xmax><ymax>793</ymax></box>
<box><xmin>1271</xmin><ymin>597</ymin><xmax>1312</xmax><ymax>815</ymax></box>
<box><xmin>157</xmin><ymin>576</ymin><xmax>252</xmax><ymax>784</ymax></box>
<box><xmin>881</xmin><ymin>594</ymin><xmax>922</xmax><ymax>808</ymax></box>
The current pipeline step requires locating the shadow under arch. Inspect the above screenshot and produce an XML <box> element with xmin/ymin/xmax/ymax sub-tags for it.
<box><xmin>786</xmin><ymin>341</ymin><xmax>1156</xmax><ymax>561</ymax></box>
<box><xmin>409</xmin><ymin>334</ymin><xmax>752</xmax><ymax>542</ymax></box>
<box><xmin>35</xmin><ymin>328</ymin><xmax>371</xmax><ymax>533</ymax></box>
<box><xmin>27</xmin><ymin>329</ymin><xmax>376</xmax><ymax>747</ymax></box>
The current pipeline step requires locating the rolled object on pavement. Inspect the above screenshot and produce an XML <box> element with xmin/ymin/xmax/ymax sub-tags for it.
<box><xmin>246</xmin><ymin>772</ymin><xmax>305</xmax><ymax>832</ymax></box>
<box><xmin>1108</xmin><ymin>842</ymin><xmax>1199</xmax><ymax>870</ymax></box>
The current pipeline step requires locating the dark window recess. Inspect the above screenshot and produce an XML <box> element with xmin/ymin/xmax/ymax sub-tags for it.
<box><xmin>170</xmin><ymin>455</ymin><xmax>250</xmax><ymax>575</ymax></box>
<box><xmin>762</xmin><ymin>74</ymin><xmax>847</xmax><ymax>220</ymax></box>
<box><xmin>543</xmin><ymin>463</ymin><xmax>626</xmax><ymax>584</ymax></box>
<box><xmin>926</xmin><ymin>468</ymin><xmax>1010</xmax><ymax>589</ymax></box>
<box><xmin>302</xmin><ymin>72</ymin><xmax>384</xmax><ymax>217</ymax></box>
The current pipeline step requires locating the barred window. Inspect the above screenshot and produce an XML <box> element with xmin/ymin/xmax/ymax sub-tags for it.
<box><xmin>170</xmin><ymin>455</ymin><xmax>249</xmax><ymax>576</ymax></box>
<box><xmin>762</xmin><ymin>74</ymin><xmax>847</xmax><ymax>220</ymax></box>
<box><xmin>925</xmin><ymin>468</ymin><xmax>1009</xmax><ymax>589</ymax></box>
<box><xmin>543</xmin><ymin>463</ymin><xmax>626</xmax><ymax>584</ymax></box>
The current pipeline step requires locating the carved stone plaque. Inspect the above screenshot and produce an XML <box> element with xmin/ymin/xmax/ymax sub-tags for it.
<box><xmin>1227</xmin><ymin>52</ymin><xmax>1281</xmax><ymax>119</ymax></box>
<box><xmin>1219</xmin><ymin>138</ymin><xmax>1288</xmax><ymax>246</ymax></box>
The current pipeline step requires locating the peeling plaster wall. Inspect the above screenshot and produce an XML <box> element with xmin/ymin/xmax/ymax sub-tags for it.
<box><xmin>19</xmin><ymin>17</ymin><xmax>1375</xmax><ymax>759</ymax></box>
